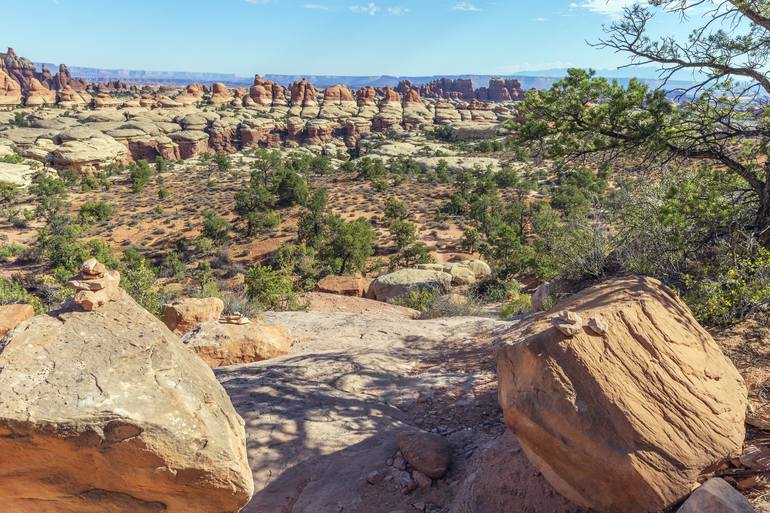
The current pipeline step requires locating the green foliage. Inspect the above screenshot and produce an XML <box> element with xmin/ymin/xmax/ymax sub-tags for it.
<box><xmin>426</xmin><ymin>125</ymin><xmax>454</xmax><ymax>142</ymax></box>
<box><xmin>213</xmin><ymin>153</ymin><xmax>231</xmax><ymax>173</ymax></box>
<box><xmin>297</xmin><ymin>188</ymin><xmax>330</xmax><ymax>248</ymax></box>
<box><xmin>30</xmin><ymin>174</ymin><xmax>67</xmax><ymax>221</ymax></box>
<box><xmin>35</xmin><ymin>215</ymin><xmax>119</xmax><ymax>277</ymax></box>
<box><xmin>128</xmin><ymin>160</ymin><xmax>153</xmax><ymax>193</ymax></box>
<box><xmin>0</xmin><ymin>276</ymin><xmax>43</xmax><ymax>313</ymax></box>
<box><xmin>682</xmin><ymin>240</ymin><xmax>770</xmax><ymax>327</ymax></box>
<box><xmin>0</xmin><ymin>242</ymin><xmax>24</xmax><ymax>262</ymax></box>
<box><xmin>320</xmin><ymin>217</ymin><xmax>376</xmax><ymax>275</ymax></box>
<box><xmin>384</xmin><ymin>197</ymin><xmax>408</xmax><ymax>222</ymax></box>
<box><xmin>390</xmin><ymin>289</ymin><xmax>438</xmax><ymax>313</ymax></box>
<box><xmin>274</xmin><ymin>168</ymin><xmax>308</xmax><ymax>206</ymax></box>
<box><xmin>79</xmin><ymin>201</ymin><xmax>113</xmax><ymax>222</ymax></box>
<box><xmin>155</xmin><ymin>156</ymin><xmax>168</xmax><ymax>173</ymax></box>
<box><xmin>551</xmin><ymin>167</ymin><xmax>607</xmax><ymax>217</ymax></box>
<box><xmin>119</xmin><ymin>248</ymin><xmax>160</xmax><ymax>315</ymax></box>
<box><xmin>390</xmin><ymin>219</ymin><xmax>417</xmax><ymax>251</ymax></box>
<box><xmin>244</xmin><ymin>264</ymin><xmax>300</xmax><ymax>311</ymax></box>
<box><xmin>201</xmin><ymin>209</ymin><xmax>230</xmax><ymax>244</ymax></box>
<box><xmin>160</xmin><ymin>251</ymin><xmax>186</xmax><ymax>279</ymax></box>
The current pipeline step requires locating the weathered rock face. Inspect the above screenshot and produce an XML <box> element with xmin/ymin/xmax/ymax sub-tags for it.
<box><xmin>323</xmin><ymin>84</ymin><xmax>355</xmax><ymax>103</ymax></box>
<box><xmin>368</xmin><ymin>268</ymin><xmax>452</xmax><ymax>302</ymax></box>
<box><xmin>356</xmin><ymin>86</ymin><xmax>377</xmax><ymax>106</ymax></box>
<box><xmin>1</xmin><ymin>47</ymin><xmax>35</xmax><ymax>92</ymax></box>
<box><xmin>0</xmin><ymin>270</ymin><xmax>254</xmax><ymax>512</ymax></box>
<box><xmin>496</xmin><ymin>276</ymin><xmax>748</xmax><ymax>513</ymax></box>
<box><xmin>182</xmin><ymin>319</ymin><xmax>292</xmax><ymax>367</ymax></box>
<box><xmin>0</xmin><ymin>66</ymin><xmax>22</xmax><ymax>107</ymax></box>
<box><xmin>420</xmin><ymin>78</ymin><xmax>475</xmax><ymax>100</ymax></box>
<box><xmin>314</xmin><ymin>275</ymin><xmax>373</xmax><ymax>297</ymax></box>
<box><xmin>290</xmin><ymin>79</ymin><xmax>318</xmax><ymax>107</ymax></box>
<box><xmin>0</xmin><ymin>304</ymin><xmax>34</xmax><ymax>336</ymax></box>
<box><xmin>161</xmin><ymin>296</ymin><xmax>225</xmax><ymax>335</ymax></box>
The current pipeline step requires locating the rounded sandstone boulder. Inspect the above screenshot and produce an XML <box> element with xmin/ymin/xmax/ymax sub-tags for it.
<box><xmin>496</xmin><ymin>276</ymin><xmax>747</xmax><ymax>513</ymax></box>
<box><xmin>0</xmin><ymin>289</ymin><xmax>254</xmax><ymax>513</ymax></box>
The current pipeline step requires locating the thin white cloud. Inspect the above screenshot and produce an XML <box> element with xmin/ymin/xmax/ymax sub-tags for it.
<box><xmin>303</xmin><ymin>3</ymin><xmax>330</xmax><ymax>9</ymax></box>
<box><xmin>350</xmin><ymin>2</ymin><xmax>379</xmax><ymax>15</ymax></box>
<box><xmin>387</xmin><ymin>6</ymin><xmax>409</xmax><ymax>15</ymax></box>
<box><xmin>452</xmin><ymin>2</ymin><xmax>480</xmax><ymax>12</ymax></box>
<box><xmin>571</xmin><ymin>0</ymin><xmax>637</xmax><ymax>17</ymax></box>
<box><xmin>533</xmin><ymin>17</ymin><xmax>549</xmax><ymax>21</ymax></box>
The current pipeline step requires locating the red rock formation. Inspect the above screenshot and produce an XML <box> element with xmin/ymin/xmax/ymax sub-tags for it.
<box><xmin>186</xmin><ymin>83</ymin><xmax>204</xmax><ymax>97</ymax></box>
<box><xmin>0</xmin><ymin>58</ymin><xmax>22</xmax><ymax>107</ymax></box>
<box><xmin>323</xmin><ymin>84</ymin><xmax>354</xmax><ymax>103</ymax></box>
<box><xmin>477</xmin><ymin>78</ymin><xmax>523</xmax><ymax>102</ymax></box>
<box><xmin>289</xmin><ymin>79</ymin><xmax>318</xmax><ymax>107</ymax></box>
<box><xmin>419</xmin><ymin>78</ymin><xmax>475</xmax><ymax>100</ymax></box>
<box><xmin>356</xmin><ymin>86</ymin><xmax>376</xmax><ymax>106</ymax></box>
<box><xmin>1</xmin><ymin>47</ymin><xmax>35</xmax><ymax>93</ymax></box>
<box><xmin>401</xmin><ymin>87</ymin><xmax>421</xmax><ymax>104</ymax></box>
<box><xmin>381</xmin><ymin>87</ymin><xmax>401</xmax><ymax>104</ymax></box>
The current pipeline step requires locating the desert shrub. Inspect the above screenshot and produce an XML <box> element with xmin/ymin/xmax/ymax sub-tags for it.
<box><xmin>501</xmin><ymin>290</ymin><xmax>533</xmax><ymax>319</ymax></box>
<box><xmin>119</xmin><ymin>248</ymin><xmax>160</xmax><ymax>315</ymax></box>
<box><xmin>390</xmin><ymin>219</ymin><xmax>417</xmax><ymax>251</ymax></box>
<box><xmin>235</xmin><ymin>176</ymin><xmax>277</xmax><ymax>236</ymax></box>
<box><xmin>426</xmin><ymin>125</ymin><xmax>454</xmax><ymax>141</ymax></box>
<box><xmin>682</xmin><ymin>241</ymin><xmax>770</xmax><ymax>327</ymax></box>
<box><xmin>422</xmin><ymin>293</ymin><xmax>480</xmax><ymax>319</ymax></box>
<box><xmin>128</xmin><ymin>160</ymin><xmax>153</xmax><ymax>193</ymax></box>
<box><xmin>390</xmin><ymin>288</ymin><xmax>438</xmax><ymax>313</ymax></box>
<box><xmin>29</xmin><ymin>174</ymin><xmax>68</xmax><ymax>221</ymax></box>
<box><xmin>0</xmin><ymin>276</ymin><xmax>44</xmax><ymax>313</ymax></box>
<box><xmin>201</xmin><ymin>209</ymin><xmax>230</xmax><ymax>244</ymax></box>
<box><xmin>244</xmin><ymin>264</ymin><xmax>301</xmax><ymax>311</ymax></box>
<box><xmin>213</xmin><ymin>154</ymin><xmax>231</xmax><ymax>173</ymax></box>
<box><xmin>0</xmin><ymin>242</ymin><xmax>24</xmax><ymax>262</ymax></box>
<box><xmin>36</xmin><ymin>216</ymin><xmax>119</xmax><ymax>277</ymax></box>
<box><xmin>155</xmin><ymin>156</ymin><xmax>168</xmax><ymax>173</ymax></box>
<box><xmin>286</xmin><ymin>154</ymin><xmax>332</xmax><ymax>175</ymax></box>
<box><xmin>384</xmin><ymin>197</ymin><xmax>408</xmax><ymax>222</ymax></box>
<box><xmin>158</xmin><ymin>188</ymin><xmax>169</xmax><ymax>200</ymax></box>
<box><xmin>352</xmin><ymin>157</ymin><xmax>387</xmax><ymax>181</ymax></box>
<box><xmin>550</xmin><ymin>167</ymin><xmax>607</xmax><ymax>217</ymax></box>
<box><xmin>297</xmin><ymin>189</ymin><xmax>330</xmax><ymax>248</ymax></box>
<box><xmin>159</xmin><ymin>251</ymin><xmax>185</xmax><ymax>279</ymax></box>
<box><xmin>390</xmin><ymin>242</ymin><xmax>433</xmax><ymax>269</ymax></box>
<box><xmin>272</xmin><ymin>242</ymin><xmax>319</xmax><ymax>290</ymax></box>
<box><xmin>79</xmin><ymin>201</ymin><xmax>113</xmax><ymax>222</ymax></box>
<box><xmin>319</xmin><ymin>217</ymin><xmax>375</xmax><ymax>275</ymax></box>
<box><xmin>274</xmin><ymin>169</ymin><xmax>308</xmax><ymax>207</ymax></box>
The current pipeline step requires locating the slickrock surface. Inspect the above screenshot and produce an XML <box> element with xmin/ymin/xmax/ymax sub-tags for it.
<box><xmin>0</xmin><ymin>264</ymin><xmax>253</xmax><ymax>513</ymax></box>
<box><xmin>217</xmin><ymin>311</ymin><xmax>586</xmax><ymax>512</ymax></box>
<box><xmin>496</xmin><ymin>276</ymin><xmax>748</xmax><ymax>513</ymax></box>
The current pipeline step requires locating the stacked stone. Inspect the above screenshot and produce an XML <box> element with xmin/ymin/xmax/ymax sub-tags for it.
<box><xmin>67</xmin><ymin>258</ymin><xmax>121</xmax><ymax>311</ymax></box>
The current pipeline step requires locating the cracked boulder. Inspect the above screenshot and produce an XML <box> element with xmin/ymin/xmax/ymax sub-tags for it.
<box><xmin>0</xmin><ymin>288</ymin><xmax>254</xmax><ymax>513</ymax></box>
<box><xmin>496</xmin><ymin>276</ymin><xmax>747</xmax><ymax>513</ymax></box>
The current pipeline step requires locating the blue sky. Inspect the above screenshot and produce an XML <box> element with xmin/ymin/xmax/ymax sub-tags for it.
<box><xmin>3</xmin><ymin>0</ymin><xmax>686</xmax><ymax>76</ymax></box>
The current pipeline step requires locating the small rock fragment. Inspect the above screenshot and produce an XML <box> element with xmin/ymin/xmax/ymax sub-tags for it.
<box><xmin>677</xmin><ymin>478</ymin><xmax>755</xmax><ymax>513</ymax></box>
<box><xmin>412</xmin><ymin>470</ymin><xmax>432</xmax><ymax>488</ymax></box>
<box><xmin>366</xmin><ymin>470</ymin><xmax>384</xmax><ymax>485</ymax></box>
<box><xmin>587</xmin><ymin>315</ymin><xmax>609</xmax><ymax>335</ymax></box>
<box><xmin>552</xmin><ymin>310</ymin><xmax>583</xmax><ymax>337</ymax></box>
<box><xmin>81</xmin><ymin>258</ymin><xmax>106</xmax><ymax>276</ymax></box>
<box><xmin>398</xmin><ymin>431</ymin><xmax>452</xmax><ymax>479</ymax></box>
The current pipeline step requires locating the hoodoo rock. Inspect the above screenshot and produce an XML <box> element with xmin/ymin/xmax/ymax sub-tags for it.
<box><xmin>496</xmin><ymin>276</ymin><xmax>747</xmax><ymax>513</ymax></box>
<box><xmin>0</xmin><ymin>260</ymin><xmax>254</xmax><ymax>513</ymax></box>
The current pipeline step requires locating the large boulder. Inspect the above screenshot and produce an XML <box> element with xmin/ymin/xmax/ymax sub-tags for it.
<box><xmin>368</xmin><ymin>268</ymin><xmax>452</xmax><ymax>302</ymax></box>
<box><xmin>0</xmin><ymin>265</ymin><xmax>253</xmax><ymax>512</ymax></box>
<box><xmin>496</xmin><ymin>276</ymin><xmax>747</xmax><ymax>513</ymax></box>
<box><xmin>161</xmin><ymin>296</ymin><xmax>225</xmax><ymax>335</ymax></box>
<box><xmin>314</xmin><ymin>275</ymin><xmax>373</xmax><ymax>297</ymax></box>
<box><xmin>182</xmin><ymin>319</ymin><xmax>291</xmax><ymax>367</ymax></box>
